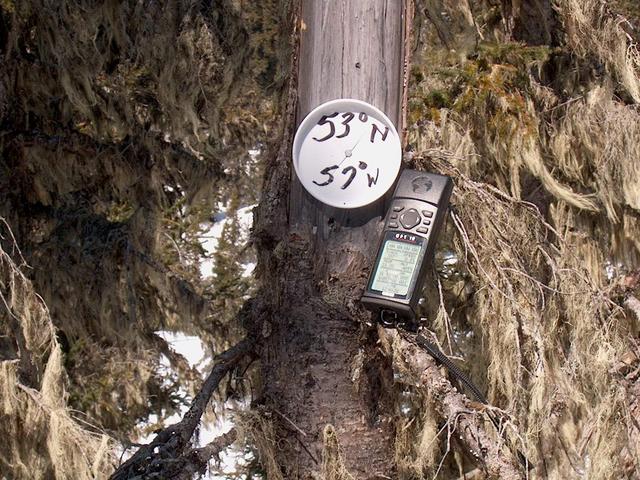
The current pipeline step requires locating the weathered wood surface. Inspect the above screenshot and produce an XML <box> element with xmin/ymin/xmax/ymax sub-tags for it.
<box><xmin>258</xmin><ymin>1</ymin><xmax>406</xmax><ymax>478</ymax></box>
<box><xmin>290</xmin><ymin>0</ymin><xmax>404</xmax><ymax>236</ymax></box>
<box><xmin>297</xmin><ymin>1</ymin><xmax>403</xmax><ymax>124</ymax></box>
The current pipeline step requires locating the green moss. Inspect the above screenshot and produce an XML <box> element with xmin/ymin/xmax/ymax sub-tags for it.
<box><xmin>410</xmin><ymin>41</ymin><xmax>547</xmax><ymax>132</ymax></box>
<box><xmin>422</xmin><ymin>41</ymin><xmax>551</xmax><ymax>95</ymax></box>
<box><xmin>105</xmin><ymin>200</ymin><xmax>134</xmax><ymax>223</ymax></box>
<box><xmin>407</xmin><ymin>98</ymin><xmax>426</xmax><ymax>124</ymax></box>
<box><xmin>475</xmin><ymin>42</ymin><xmax>552</xmax><ymax>68</ymax></box>
<box><xmin>410</xmin><ymin>65</ymin><xmax>424</xmax><ymax>83</ymax></box>
<box><xmin>475</xmin><ymin>5</ymin><xmax>503</xmax><ymax>32</ymax></box>
<box><xmin>424</xmin><ymin>90</ymin><xmax>452</xmax><ymax>110</ymax></box>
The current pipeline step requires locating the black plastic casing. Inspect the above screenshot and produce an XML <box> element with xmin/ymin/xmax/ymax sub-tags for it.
<box><xmin>361</xmin><ymin>169</ymin><xmax>453</xmax><ymax>322</ymax></box>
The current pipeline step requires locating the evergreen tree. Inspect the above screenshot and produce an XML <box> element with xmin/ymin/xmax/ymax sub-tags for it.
<box><xmin>209</xmin><ymin>192</ymin><xmax>252</xmax><ymax>335</ymax></box>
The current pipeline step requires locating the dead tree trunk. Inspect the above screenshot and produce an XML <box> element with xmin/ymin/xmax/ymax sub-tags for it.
<box><xmin>252</xmin><ymin>1</ymin><xmax>407</xmax><ymax>478</ymax></box>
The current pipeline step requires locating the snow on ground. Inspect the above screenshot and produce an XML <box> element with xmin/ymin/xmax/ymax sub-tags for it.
<box><xmin>132</xmin><ymin>332</ymin><xmax>250</xmax><ymax>478</ymax></box>
<box><xmin>202</xmin><ymin>399</ymin><xmax>252</xmax><ymax>480</ymax></box>
<box><xmin>242</xmin><ymin>261</ymin><xmax>256</xmax><ymax>278</ymax></box>
<box><xmin>132</xmin><ymin>331</ymin><xmax>208</xmax><ymax>446</ymax></box>
<box><xmin>195</xmin><ymin>200</ymin><xmax>258</xmax><ymax>477</ymax></box>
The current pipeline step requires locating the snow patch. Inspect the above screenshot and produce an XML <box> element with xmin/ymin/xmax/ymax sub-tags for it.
<box><xmin>131</xmin><ymin>332</ymin><xmax>249</xmax><ymax>478</ymax></box>
<box><xmin>156</xmin><ymin>330</ymin><xmax>207</xmax><ymax>374</ymax></box>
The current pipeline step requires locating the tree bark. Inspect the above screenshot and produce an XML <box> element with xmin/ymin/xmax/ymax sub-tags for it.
<box><xmin>253</xmin><ymin>1</ymin><xmax>407</xmax><ymax>478</ymax></box>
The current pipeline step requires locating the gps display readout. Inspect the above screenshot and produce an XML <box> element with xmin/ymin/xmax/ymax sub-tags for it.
<box><xmin>370</xmin><ymin>239</ymin><xmax>422</xmax><ymax>296</ymax></box>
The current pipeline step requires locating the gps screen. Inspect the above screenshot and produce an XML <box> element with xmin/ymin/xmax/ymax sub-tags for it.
<box><xmin>370</xmin><ymin>239</ymin><xmax>422</xmax><ymax>297</ymax></box>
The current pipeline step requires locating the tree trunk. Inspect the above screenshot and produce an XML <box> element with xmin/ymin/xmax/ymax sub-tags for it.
<box><xmin>253</xmin><ymin>1</ymin><xmax>407</xmax><ymax>478</ymax></box>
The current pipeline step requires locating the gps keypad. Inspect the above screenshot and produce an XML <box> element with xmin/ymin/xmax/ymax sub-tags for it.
<box><xmin>388</xmin><ymin>201</ymin><xmax>437</xmax><ymax>236</ymax></box>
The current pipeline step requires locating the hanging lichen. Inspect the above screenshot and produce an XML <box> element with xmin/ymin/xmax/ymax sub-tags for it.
<box><xmin>0</xmin><ymin>221</ymin><xmax>115</xmax><ymax>478</ymax></box>
<box><xmin>0</xmin><ymin>0</ymin><xmax>292</xmax><ymax>458</ymax></box>
<box><xmin>402</xmin><ymin>0</ymin><xmax>640</xmax><ymax>478</ymax></box>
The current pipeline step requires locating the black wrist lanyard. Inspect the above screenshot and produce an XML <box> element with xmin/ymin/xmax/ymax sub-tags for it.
<box><xmin>414</xmin><ymin>333</ymin><xmax>488</xmax><ymax>404</ymax></box>
<box><xmin>380</xmin><ymin>309</ymin><xmax>488</xmax><ymax>403</ymax></box>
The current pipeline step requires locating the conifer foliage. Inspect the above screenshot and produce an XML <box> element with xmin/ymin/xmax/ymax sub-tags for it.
<box><xmin>0</xmin><ymin>0</ymin><xmax>289</xmax><ymax>476</ymax></box>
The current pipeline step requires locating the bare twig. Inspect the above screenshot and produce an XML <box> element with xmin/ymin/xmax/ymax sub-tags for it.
<box><xmin>271</xmin><ymin>408</ymin><xmax>318</xmax><ymax>464</ymax></box>
<box><xmin>272</xmin><ymin>407</ymin><xmax>308</xmax><ymax>437</ymax></box>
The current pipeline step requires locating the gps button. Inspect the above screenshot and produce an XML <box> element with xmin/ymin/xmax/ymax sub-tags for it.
<box><xmin>400</xmin><ymin>209</ymin><xmax>421</xmax><ymax>229</ymax></box>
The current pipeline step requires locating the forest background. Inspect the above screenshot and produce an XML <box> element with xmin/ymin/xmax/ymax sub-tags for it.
<box><xmin>1</xmin><ymin>0</ymin><xmax>640</xmax><ymax>479</ymax></box>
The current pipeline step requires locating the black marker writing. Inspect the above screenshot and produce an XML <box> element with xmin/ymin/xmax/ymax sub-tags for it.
<box><xmin>336</xmin><ymin>112</ymin><xmax>354</xmax><ymax>139</ymax></box>
<box><xmin>367</xmin><ymin>168</ymin><xmax>380</xmax><ymax>187</ymax></box>
<box><xmin>370</xmin><ymin>124</ymin><xmax>389</xmax><ymax>143</ymax></box>
<box><xmin>313</xmin><ymin>165</ymin><xmax>338</xmax><ymax>186</ymax></box>
<box><xmin>341</xmin><ymin>166</ymin><xmax>357</xmax><ymax>189</ymax></box>
<box><xmin>313</xmin><ymin>112</ymin><xmax>340</xmax><ymax>142</ymax></box>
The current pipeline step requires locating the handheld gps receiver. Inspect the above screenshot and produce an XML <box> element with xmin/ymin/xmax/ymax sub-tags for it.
<box><xmin>361</xmin><ymin>169</ymin><xmax>453</xmax><ymax>325</ymax></box>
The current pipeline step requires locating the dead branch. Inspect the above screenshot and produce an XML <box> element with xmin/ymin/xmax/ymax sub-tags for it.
<box><xmin>170</xmin><ymin>428</ymin><xmax>238</xmax><ymax>480</ymax></box>
<box><xmin>380</xmin><ymin>328</ymin><xmax>525</xmax><ymax>480</ymax></box>
<box><xmin>110</xmin><ymin>339</ymin><xmax>253</xmax><ymax>480</ymax></box>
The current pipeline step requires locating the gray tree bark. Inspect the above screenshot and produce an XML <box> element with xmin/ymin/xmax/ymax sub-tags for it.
<box><xmin>253</xmin><ymin>1</ymin><xmax>407</xmax><ymax>478</ymax></box>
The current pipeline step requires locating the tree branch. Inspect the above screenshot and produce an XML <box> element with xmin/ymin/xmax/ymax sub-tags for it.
<box><xmin>380</xmin><ymin>328</ymin><xmax>524</xmax><ymax>479</ymax></box>
<box><xmin>163</xmin><ymin>428</ymin><xmax>239</xmax><ymax>480</ymax></box>
<box><xmin>122</xmin><ymin>429</ymin><xmax>239</xmax><ymax>480</ymax></box>
<box><xmin>110</xmin><ymin>339</ymin><xmax>253</xmax><ymax>480</ymax></box>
